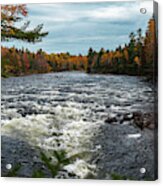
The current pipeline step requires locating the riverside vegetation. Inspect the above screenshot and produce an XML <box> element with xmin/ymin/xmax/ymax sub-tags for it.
<box><xmin>2</xmin><ymin>14</ymin><xmax>157</xmax><ymax>80</ymax></box>
<box><xmin>1</xmin><ymin>4</ymin><xmax>157</xmax><ymax>180</ymax></box>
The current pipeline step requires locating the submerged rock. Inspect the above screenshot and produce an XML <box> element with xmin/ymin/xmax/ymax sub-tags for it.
<box><xmin>105</xmin><ymin>116</ymin><xmax>117</xmax><ymax>124</ymax></box>
<box><xmin>133</xmin><ymin>112</ymin><xmax>155</xmax><ymax>130</ymax></box>
<box><xmin>104</xmin><ymin>111</ymin><xmax>155</xmax><ymax>130</ymax></box>
<box><xmin>1</xmin><ymin>72</ymin><xmax>156</xmax><ymax>180</ymax></box>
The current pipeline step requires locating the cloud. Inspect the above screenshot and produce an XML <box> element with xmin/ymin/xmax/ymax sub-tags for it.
<box><xmin>27</xmin><ymin>1</ymin><xmax>153</xmax><ymax>23</ymax></box>
<box><xmin>3</xmin><ymin>1</ymin><xmax>153</xmax><ymax>55</ymax></box>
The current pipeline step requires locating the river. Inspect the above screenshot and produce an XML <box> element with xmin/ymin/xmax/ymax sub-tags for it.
<box><xmin>1</xmin><ymin>72</ymin><xmax>156</xmax><ymax>180</ymax></box>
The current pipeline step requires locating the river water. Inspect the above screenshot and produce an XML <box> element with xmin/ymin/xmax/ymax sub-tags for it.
<box><xmin>1</xmin><ymin>72</ymin><xmax>156</xmax><ymax>179</ymax></box>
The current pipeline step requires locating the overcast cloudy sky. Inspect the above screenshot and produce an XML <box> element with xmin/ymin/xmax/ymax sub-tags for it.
<box><xmin>3</xmin><ymin>1</ymin><xmax>153</xmax><ymax>55</ymax></box>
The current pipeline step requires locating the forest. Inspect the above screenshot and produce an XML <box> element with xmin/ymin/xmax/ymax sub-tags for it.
<box><xmin>1</xmin><ymin>5</ymin><xmax>157</xmax><ymax>79</ymax></box>
<box><xmin>1</xmin><ymin>4</ymin><xmax>158</xmax><ymax>180</ymax></box>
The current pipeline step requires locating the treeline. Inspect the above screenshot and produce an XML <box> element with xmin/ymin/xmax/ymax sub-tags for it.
<box><xmin>87</xmin><ymin>17</ymin><xmax>157</xmax><ymax>76</ymax></box>
<box><xmin>1</xmin><ymin>17</ymin><xmax>157</xmax><ymax>78</ymax></box>
<box><xmin>1</xmin><ymin>47</ymin><xmax>87</xmax><ymax>77</ymax></box>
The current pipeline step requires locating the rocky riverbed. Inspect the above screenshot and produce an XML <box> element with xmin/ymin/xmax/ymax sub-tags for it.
<box><xmin>1</xmin><ymin>72</ymin><xmax>157</xmax><ymax>180</ymax></box>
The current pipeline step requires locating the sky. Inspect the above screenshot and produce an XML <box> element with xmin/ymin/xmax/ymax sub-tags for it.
<box><xmin>3</xmin><ymin>1</ymin><xmax>153</xmax><ymax>55</ymax></box>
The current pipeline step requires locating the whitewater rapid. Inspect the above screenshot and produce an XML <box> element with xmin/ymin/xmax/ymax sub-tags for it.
<box><xmin>1</xmin><ymin>72</ymin><xmax>155</xmax><ymax>179</ymax></box>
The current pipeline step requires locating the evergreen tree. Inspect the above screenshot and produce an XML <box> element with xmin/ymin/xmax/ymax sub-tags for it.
<box><xmin>1</xmin><ymin>5</ymin><xmax>48</xmax><ymax>42</ymax></box>
<box><xmin>87</xmin><ymin>47</ymin><xmax>94</xmax><ymax>73</ymax></box>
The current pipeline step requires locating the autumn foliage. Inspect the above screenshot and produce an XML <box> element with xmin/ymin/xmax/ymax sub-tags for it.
<box><xmin>1</xmin><ymin>5</ymin><xmax>48</xmax><ymax>42</ymax></box>
<box><xmin>1</xmin><ymin>17</ymin><xmax>157</xmax><ymax>78</ymax></box>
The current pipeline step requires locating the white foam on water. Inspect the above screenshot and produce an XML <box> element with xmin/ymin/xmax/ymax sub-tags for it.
<box><xmin>63</xmin><ymin>159</ymin><xmax>96</xmax><ymax>178</ymax></box>
<box><xmin>1</xmin><ymin>72</ymin><xmax>154</xmax><ymax>178</ymax></box>
<box><xmin>127</xmin><ymin>133</ymin><xmax>142</xmax><ymax>139</ymax></box>
<box><xmin>1</xmin><ymin>102</ymin><xmax>99</xmax><ymax>178</ymax></box>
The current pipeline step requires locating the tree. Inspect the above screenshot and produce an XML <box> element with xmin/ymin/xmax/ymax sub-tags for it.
<box><xmin>87</xmin><ymin>47</ymin><xmax>94</xmax><ymax>73</ymax></box>
<box><xmin>96</xmin><ymin>48</ymin><xmax>105</xmax><ymax>69</ymax></box>
<box><xmin>1</xmin><ymin>5</ymin><xmax>48</xmax><ymax>42</ymax></box>
<box><xmin>144</xmin><ymin>18</ymin><xmax>156</xmax><ymax>64</ymax></box>
<box><xmin>143</xmin><ymin>17</ymin><xmax>157</xmax><ymax>77</ymax></box>
<box><xmin>128</xmin><ymin>32</ymin><xmax>136</xmax><ymax>63</ymax></box>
